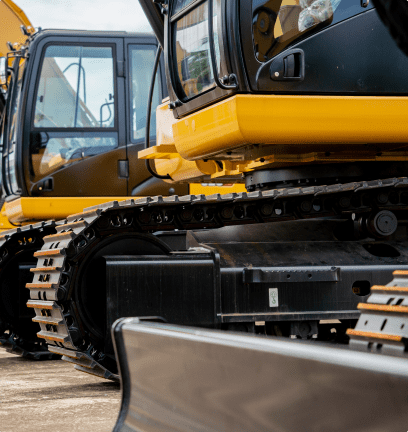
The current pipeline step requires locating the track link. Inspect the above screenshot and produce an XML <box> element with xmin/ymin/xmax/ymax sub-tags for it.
<box><xmin>348</xmin><ymin>270</ymin><xmax>408</xmax><ymax>355</ymax></box>
<box><xmin>0</xmin><ymin>221</ymin><xmax>61</xmax><ymax>359</ymax></box>
<box><xmin>47</xmin><ymin>345</ymin><xmax>119</xmax><ymax>381</ymax></box>
<box><xmin>28</xmin><ymin>177</ymin><xmax>408</xmax><ymax>379</ymax></box>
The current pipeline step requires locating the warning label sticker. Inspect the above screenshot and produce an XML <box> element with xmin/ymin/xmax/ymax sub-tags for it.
<box><xmin>269</xmin><ymin>288</ymin><xmax>279</xmax><ymax>307</ymax></box>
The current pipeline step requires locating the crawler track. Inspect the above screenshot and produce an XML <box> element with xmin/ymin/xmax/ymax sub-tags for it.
<box><xmin>0</xmin><ymin>221</ymin><xmax>60</xmax><ymax>359</ymax></box>
<box><xmin>27</xmin><ymin>177</ymin><xmax>408</xmax><ymax>379</ymax></box>
<box><xmin>348</xmin><ymin>270</ymin><xmax>408</xmax><ymax>354</ymax></box>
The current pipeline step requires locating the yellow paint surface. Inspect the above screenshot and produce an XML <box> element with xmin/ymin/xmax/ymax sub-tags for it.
<box><xmin>172</xmin><ymin>94</ymin><xmax>408</xmax><ymax>160</ymax></box>
<box><xmin>0</xmin><ymin>0</ymin><xmax>32</xmax><ymax>57</ymax></box>
<box><xmin>5</xmin><ymin>197</ymin><xmax>129</xmax><ymax>223</ymax></box>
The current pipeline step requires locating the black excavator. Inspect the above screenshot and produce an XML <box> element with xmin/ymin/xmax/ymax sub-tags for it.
<box><xmin>16</xmin><ymin>0</ymin><xmax>408</xmax><ymax>387</ymax></box>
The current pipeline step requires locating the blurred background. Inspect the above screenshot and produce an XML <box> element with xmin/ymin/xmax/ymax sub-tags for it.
<box><xmin>15</xmin><ymin>0</ymin><xmax>152</xmax><ymax>32</ymax></box>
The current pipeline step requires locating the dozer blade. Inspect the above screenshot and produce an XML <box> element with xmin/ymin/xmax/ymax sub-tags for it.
<box><xmin>112</xmin><ymin>318</ymin><xmax>408</xmax><ymax>432</ymax></box>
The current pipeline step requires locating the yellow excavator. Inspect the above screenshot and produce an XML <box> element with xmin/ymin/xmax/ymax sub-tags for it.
<box><xmin>0</xmin><ymin>0</ymin><xmax>243</xmax><ymax>359</ymax></box>
<box><xmin>17</xmin><ymin>0</ymin><xmax>408</xmax><ymax>385</ymax></box>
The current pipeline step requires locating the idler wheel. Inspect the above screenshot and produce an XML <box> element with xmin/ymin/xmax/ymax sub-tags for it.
<box><xmin>367</xmin><ymin>210</ymin><xmax>398</xmax><ymax>238</ymax></box>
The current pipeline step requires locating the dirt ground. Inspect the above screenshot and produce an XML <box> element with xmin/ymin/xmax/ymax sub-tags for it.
<box><xmin>0</xmin><ymin>349</ymin><xmax>121</xmax><ymax>432</ymax></box>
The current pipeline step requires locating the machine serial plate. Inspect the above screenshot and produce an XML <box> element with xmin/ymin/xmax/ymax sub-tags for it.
<box><xmin>269</xmin><ymin>288</ymin><xmax>279</xmax><ymax>307</ymax></box>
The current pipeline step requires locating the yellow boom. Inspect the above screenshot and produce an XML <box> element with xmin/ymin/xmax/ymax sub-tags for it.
<box><xmin>0</xmin><ymin>0</ymin><xmax>33</xmax><ymax>57</ymax></box>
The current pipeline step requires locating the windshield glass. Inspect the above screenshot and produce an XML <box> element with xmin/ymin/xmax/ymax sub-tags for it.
<box><xmin>34</xmin><ymin>45</ymin><xmax>115</xmax><ymax>128</ymax></box>
<box><xmin>252</xmin><ymin>0</ymin><xmax>342</xmax><ymax>62</ymax></box>
<box><xmin>31</xmin><ymin>133</ymin><xmax>118</xmax><ymax>178</ymax></box>
<box><xmin>129</xmin><ymin>45</ymin><xmax>161</xmax><ymax>142</ymax></box>
<box><xmin>172</xmin><ymin>0</ymin><xmax>221</xmax><ymax>100</ymax></box>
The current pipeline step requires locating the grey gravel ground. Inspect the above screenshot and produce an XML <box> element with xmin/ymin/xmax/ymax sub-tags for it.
<box><xmin>0</xmin><ymin>349</ymin><xmax>121</xmax><ymax>432</ymax></box>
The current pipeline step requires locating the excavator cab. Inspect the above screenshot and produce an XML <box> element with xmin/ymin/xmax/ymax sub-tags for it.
<box><xmin>140</xmin><ymin>0</ymin><xmax>408</xmax><ymax>189</ymax></box>
<box><xmin>0</xmin><ymin>30</ymin><xmax>188</xmax><ymax>224</ymax></box>
<box><xmin>148</xmin><ymin>0</ymin><xmax>406</xmax><ymax>111</ymax></box>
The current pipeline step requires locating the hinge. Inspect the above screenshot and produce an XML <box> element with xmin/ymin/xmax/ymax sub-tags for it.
<box><xmin>117</xmin><ymin>60</ymin><xmax>125</xmax><ymax>77</ymax></box>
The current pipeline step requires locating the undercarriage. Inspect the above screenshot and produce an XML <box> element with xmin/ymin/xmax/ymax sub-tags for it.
<box><xmin>1</xmin><ymin>173</ymin><xmax>404</xmax><ymax>379</ymax></box>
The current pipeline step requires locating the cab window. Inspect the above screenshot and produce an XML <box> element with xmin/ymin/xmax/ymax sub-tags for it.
<box><xmin>252</xmin><ymin>0</ymin><xmax>362</xmax><ymax>62</ymax></box>
<box><xmin>34</xmin><ymin>45</ymin><xmax>115</xmax><ymax>128</ymax></box>
<box><xmin>30</xmin><ymin>44</ymin><xmax>119</xmax><ymax>182</ymax></box>
<box><xmin>129</xmin><ymin>45</ymin><xmax>162</xmax><ymax>142</ymax></box>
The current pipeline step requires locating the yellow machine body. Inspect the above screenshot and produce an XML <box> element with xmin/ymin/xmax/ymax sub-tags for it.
<box><xmin>0</xmin><ymin>0</ymin><xmax>32</xmax><ymax>58</ymax></box>
<box><xmin>139</xmin><ymin>95</ymin><xmax>408</xmax><ymax>183</ymax></box>
<box><xmin>0</xmin><ymin>206</ymin><xmax>16</xmax><ymax>230</ymax></box>
<box><xmin>3</xmin><ymin>197</ymin><xmax>130</xmax><ymax>224</ymax></box>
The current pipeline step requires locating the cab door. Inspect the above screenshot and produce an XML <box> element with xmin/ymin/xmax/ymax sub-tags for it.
<box><xmin>125</xmin><ymin>37</ymin><xmax>188</xmax><ymax>197</ymax></box>
<box><xmin>23</xmin><ymin>35</ymin><xmax>127</xmax><ymax>196</ymax></box>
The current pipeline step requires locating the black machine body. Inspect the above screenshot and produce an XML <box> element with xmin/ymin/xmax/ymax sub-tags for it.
<box><xmin>140</xmin><ymin>0</ymin><xmax>408</xmax><ymax>119</ymax></box>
